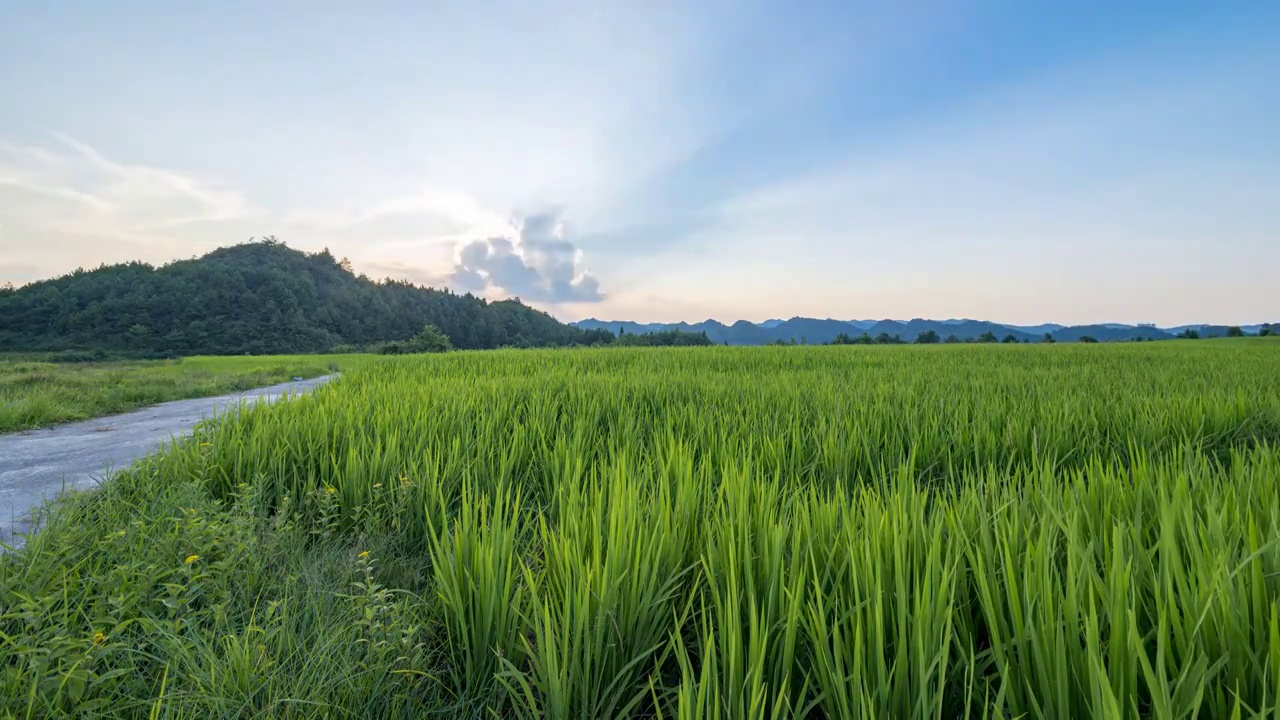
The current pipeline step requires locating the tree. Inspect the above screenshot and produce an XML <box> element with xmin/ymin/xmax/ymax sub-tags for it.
<box><xmin>1226</xmin><ymin>326</ymin><xmax>1244</xmax><ymax>337</ymax></box>
<box><xmin>832</xmin><ymin>332</ymin><xmax>874</xmax><ymax>345</ymax></box>
<box><xmin>977</xmin><ymin>331</ymin><xmax>998</xmax><ymax>344</ymax></box>
<box><xmin>1177</xmin><ymin>329</ymin><xmax>1201</xmax><ymax>340</ymax></box>
<box><xmin>916</xmin><ymin>329</ymin><xmax>940</xmax><ymax>344</ymax></box>
<box><xmin>380</xmin><ymin>323</ymin><xmax>453</xmax><ymax>354</ymax></box>
<box><xmin>410</xmin><ymin>323</ymin><xmax>453</xmax><ymax>353</ymax></box>
<box><xmin>1001</xmin><ymin>334</ymin><xmax>1018</xmax><ymax>344</ymax></box>
<box><xmin>944</xmin><ymin>334</ymin><xmax>961</xmax><ymax>344</ymax></box>
<box><xmin>1261</xmin><ymin>326</ymin><xmax>1275</xmax><ymax>337</ymax></box>
<box><xmin>1042</xmin><ymin>333</ymin><xmax>1056</xmax><ymax>343</ymax></box>
<box><xmin>1079</xmin><ymin>336</ymin><xmax>1098</xmax><ymax>344</ymax></box>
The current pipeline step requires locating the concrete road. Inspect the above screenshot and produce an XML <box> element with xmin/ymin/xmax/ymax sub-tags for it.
<box><xmin>0</xmin><ymin>375</ymin><xmax>334</xmax><ymax>547</ymax></box>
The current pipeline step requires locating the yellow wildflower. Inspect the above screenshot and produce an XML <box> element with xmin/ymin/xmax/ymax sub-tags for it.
<box><xmin>92</xmin><ymin>631</ymin><xmax>107</xmax><ymax>645</ymax></box>
<box><xmin>358</xmin><ymin>550</ymin><xmax>370</xmax><ymax>559</ymax></box>
<box><xmin>398</xmin><ymin>475</ymin><xmax>412</xmax><ymax>487</ymax></box>
<box><xmin>184</xmin><ymin>554</ymin><xmax>200</xmax><ymax>565</ymax></box>
<box><xmin>324</xmin><ymin>486</ymin><xmax>336</xmax><ymax>495</ymax></box>
<box><xmin>372</xmin><ymin>483</ymin><xmax>383</xmax><ymax>489</ymax></box>
<box><xmin>199</xmin><ymin>442</ymin><xmax>210</xmax><ymax>448</ymax></box>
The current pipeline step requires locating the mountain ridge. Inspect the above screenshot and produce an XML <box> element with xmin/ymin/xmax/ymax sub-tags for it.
<box><xmin>574</xmin><ymin>317</ymin><xmax>1271</xmax><ymax>344</ymax></box>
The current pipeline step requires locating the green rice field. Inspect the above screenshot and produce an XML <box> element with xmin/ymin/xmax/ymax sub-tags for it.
<box><xmin>0</xmin><ymin>355</ymin><xmax>365</xmax><ymax>434</ymax></box>
<box><xmin>3</xmin><ymin>340</ymin><xmax>1280</xmax><ymax>718</ymax></box>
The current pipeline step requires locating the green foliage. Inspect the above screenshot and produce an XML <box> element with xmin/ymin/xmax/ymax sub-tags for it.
<box><xmin>830</xmin><ymin>332</ymin><xmax>872</xmax><ymax>345</ymax></box>
<box><xmin>831</xmin><ymin>331</ymin><xmax>907</xmax><ymax>346</ymax></box>
<box><xmin>915</xmin><ymin>329</ymin><xmax>940</xmax><ymax>344</ymax></box>
<box><xmin>977</xmin><ymin>331</ymin><xmax>999</xmax><ymax>343</ymax></box>
<box><xmin>612</xmin><ymin>330</ymin><xmax>714</xmax><ymax>347</ymax></box>
<box><xmin>1001</xmin><ymin>334</ymin><xmax>1018</xmax><ymax>343</ymax></box>
<box><xmin>1079</xmin><ymin>335</ymin><xmax>1099</xmax><ymax>343</ymax></box>
<box><xmin>4</xmin><ymin>343</ymin><xmax>1280</xmax><ymax>717</ymax></box>
<box><xmin>1228</xmin><ymin>326</ymin><xmax>1245</xmax><ymax>337</ymax></box>
<box><xmin>0</xmin><ymin>239</ymin><xmax>613</xmax><ymax>355</ymax></box>
<box><xmin>379</xmin><ymin>324</ymin><xmax>454</xmax><ymax>355</ymax></box>
<box><xmin>1043</xmin><ymin>332</ymin><xmax>1056</xmax><ymax>343</ymax></box>
<box><xmin>1178</xmin><ymin>329</ymin><xmax>1202</xmax><ymax>340</ymax></box>
<box><xmin>945</xmin><ymin>334</ymin><xmax>962</xmax><ymax>344</ymax></box>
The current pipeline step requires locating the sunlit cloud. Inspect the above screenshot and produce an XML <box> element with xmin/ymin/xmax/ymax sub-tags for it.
<box><xmin>450</xmin><ymin>210</ymin><xmax>604</xmax><ymax>303</ymax></box>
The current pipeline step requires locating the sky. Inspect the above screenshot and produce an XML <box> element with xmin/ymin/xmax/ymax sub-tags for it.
<box><xmin>1</xmin><ymin>1</ymin><xmax>1277</xmax><ymax>326</ymax></box>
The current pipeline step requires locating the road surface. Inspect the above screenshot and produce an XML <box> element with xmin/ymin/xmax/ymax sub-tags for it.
<box><xmin>0</xmin><ymin>375</ymin><xmax>334</xmax><ymax>547</ymax></box>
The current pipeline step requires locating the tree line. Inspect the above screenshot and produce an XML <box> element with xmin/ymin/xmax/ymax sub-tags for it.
<box><xmin>829</xmin><ymin>330</ymin><xmax>1032</xmax><ymax>345</ymax></box>
<box><xmin>0</xmin><ymin>240</ymin><xmax>721</xmax><ymax>357</ymax></box>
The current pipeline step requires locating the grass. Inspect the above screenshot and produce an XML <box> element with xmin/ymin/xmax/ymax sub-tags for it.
<box><xmin>0</xmin><ymin>354</ymin><xmax>371</xmax><ymax>434</ymax></box>
<box><xmin>2</xmin><ymin>341</ymin><xmax>1280</xmax><ymax>718</ymax></box>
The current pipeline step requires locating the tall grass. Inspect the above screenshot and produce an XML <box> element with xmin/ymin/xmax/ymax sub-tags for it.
<box><xmin>2</xmin><ymin>343</ymin><xmax>1279</xmax><ymax>717</ymax></box>
<box><xmin>0</xmin><ymin>354</ymin><xmax>364</xmax><ymax>433</ymax></box>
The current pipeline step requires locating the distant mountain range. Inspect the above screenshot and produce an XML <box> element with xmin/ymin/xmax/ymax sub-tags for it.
<box><xmin>572</xmin><ymin>317</ymin><xmax>1273</xmax><ymax>345</ymax></box>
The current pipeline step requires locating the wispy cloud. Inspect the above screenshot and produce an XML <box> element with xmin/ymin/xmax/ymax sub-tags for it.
<box><xmin>637</xmin><ymin>35</ymin><xmax>1280</xmax><ymax>326</ymax></box>
<box><xmin>0</xmin><ymin>137</ymin><xmax>609</xmax><ymax>303</ymax></box>
<box><xmin>0</xmin><ymin>135</ymin><xmax>256</xmax><ymax>275</ymax></box>
<box><xmin>0</xmin><ymin>135</ymin><xmax>251</xmax><ymax>244</ymax></box>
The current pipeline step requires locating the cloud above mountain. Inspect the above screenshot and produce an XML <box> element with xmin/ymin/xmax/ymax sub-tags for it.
<box><xmin>449</xmin><ymin>211</ymin><xmax>604</xmax><ymax>303</ymax></box>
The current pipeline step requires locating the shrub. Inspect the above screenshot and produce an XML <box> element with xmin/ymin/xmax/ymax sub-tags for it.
<box><xmin>378</xmin><ymin>324</ymin><xmax>453</xmax><ymax>355</ymax></box>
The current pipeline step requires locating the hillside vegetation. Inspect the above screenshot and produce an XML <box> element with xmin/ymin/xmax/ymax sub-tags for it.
<box><xmin>0</xmin><ymin>240</ymin><xmax>614</xmax><ymax>355</ymax></box>
<box><xmin>3</xmin><ymin>342</ymin><xmax>1279</xmax><ymax>717</ymax></box>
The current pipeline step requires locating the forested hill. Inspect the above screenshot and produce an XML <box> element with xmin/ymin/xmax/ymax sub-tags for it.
<box><xmin>0</xmin><ymin>241</ymin><xmax>613</xmax><ymax>355</ymax></box>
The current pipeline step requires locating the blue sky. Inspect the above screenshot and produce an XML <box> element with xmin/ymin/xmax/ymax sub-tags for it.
<box><xmin>1</xmin><ymin>1</ymin><xmax>1277</xmax><ymax>325</ymax></box>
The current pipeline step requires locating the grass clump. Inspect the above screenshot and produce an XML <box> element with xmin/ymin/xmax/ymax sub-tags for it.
<box><xmin>3</xmin><ymin>342</ymin><xmax>1280</xmax><ymax>717</ymax></box>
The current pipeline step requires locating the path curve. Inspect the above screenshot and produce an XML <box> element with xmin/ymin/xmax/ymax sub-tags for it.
<box><xmin>0</xmin><ymin>374</ymin><xmax>335</xmax><ymax>547</ymax></box>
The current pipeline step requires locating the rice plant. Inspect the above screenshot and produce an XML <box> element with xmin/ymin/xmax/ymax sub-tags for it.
<box><xmin>3</xmin><ymin>342</ymin><xmax>1279</xmax><ymax>718</ymax></box>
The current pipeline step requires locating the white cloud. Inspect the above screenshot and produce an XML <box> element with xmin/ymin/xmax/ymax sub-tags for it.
<box><xmin>450</xmin><ymin>210</ymin><xmax>604</xmax><ymax>303</ymax></box>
